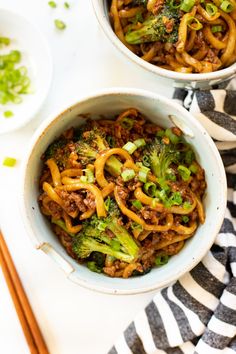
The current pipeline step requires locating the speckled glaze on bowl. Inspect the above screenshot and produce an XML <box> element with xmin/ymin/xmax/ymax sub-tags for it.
<box><xmin>92</xmin><ymin>0</ymin><xmax>236</xmax><ymax>89</ymax></box>
<box><xmin>20</xmin><ymin>88</ymin><xmax>227</xmax><ymax>294</ymax></box>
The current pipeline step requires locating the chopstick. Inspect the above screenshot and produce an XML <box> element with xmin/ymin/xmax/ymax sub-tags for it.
<box><xmin>0</xmin><ymin>232</ymin><xmax>49</xmax><ymax>354</ymax></box>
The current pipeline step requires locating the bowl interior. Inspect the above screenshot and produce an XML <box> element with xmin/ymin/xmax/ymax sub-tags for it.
<box><xmin>21</xmin><ymin>90</ymin><xmax>226</xmax><ymax>294</ymax></box>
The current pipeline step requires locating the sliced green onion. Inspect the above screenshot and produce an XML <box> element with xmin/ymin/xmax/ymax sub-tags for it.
<box><xmin>165</xmin><ymin>128</ymin><xmax>180</xmax><ymax>144</ymax></box>
<box><xmin>220</xmin><ymin>0</ymin><xmax>234</xmax><ymax>11</ymax></box>
<box><xmin>182</xmin><ymin>216</ymin><xmax>189</xmax><ymax>223</ymax></box>
<box><xmin>138</xmin><ymin>170</ymin><xmax>148</xmax><ymax>183</ymax></box>
<box><xmin>166</xmin><ymin>172</ymin><xmax>176</xmax><ymax>181</ymax></box>
<box><xmin>48</xmin><ymin>1</ymin><xmax>57</xmax><ymax>7</ymax></box>
<box><xmin>80</xmin><ymin>175</ymin><xmax>88</xmax><ymax>183</ymax></box>
<box><xmin>189</xmin><ymin>164</ymin><xmax>198</xmax><ymax>173</ymax></box>
<box><xmin>156</xmin><ymin>130</ymin><xmax>165</xmax><ymax>138</ymax></box>
<box><xmin>122</xmin><ymin>141</ymin><xmax>137</xmax><ymax>154</ymax></box>
<box><xmin>187</xmin><ymin>17</ymin><xmax>203</xmax><ymax>30</ymax></box>
<box><xmin>206</xmin><ymin>3</ymin><xmax>218</xmax><ymax>16</ymax></box>
<box><xmin>178</xmin><ymin>165</ymin><xmax>191</xmax><ymax>181</ymax></box>
<box><xmin>4</xmin><ymin>110</ymin><xmax>14</xmax><ymax>118</ymax></box>
<box><xmin>183</xmin><ymin>201</ymin><xmax>192</xmax><ymax>210</ymax></box>
<box><xmin>184</xmin><ymin>149</ymin><xmax>195</xmax><ymax>165</ymax></box>
<box><xmin>85</xmin><ymin>169</ymin><xmax>94</xmax><ymax>183</ymax></box>
<box><xmin>134</xmin><ymin>138</ymin><xmax>146</xmax><ymax>148</ymax></box>
<box><xmin>180</xmin><ymin>0</ymin><xmax>195</xmax><ymax>12</ymax></box>
<box><xmin>155</xmin><ymin>255</ymin><xmax>169</xmax><ymax>266</ymax></box>
<box><xmin>211</xmin><ymin>25</ymin><xmax>223</xmax><ymax>32</ymax></box>
<box><xmin>64</xmin><ymin>1</ymin><xmax>70</xmax><ymax>8</ymax></box>
<box><xmin>138</xmin><ymin>164</ymin><xmax>150</xmax><ymax>183</ymax></box>
<box><xmin>142</xmin><ymin>154</ymin><xmax>150</xmax><ymax>167</ymax></box>
<box><xmin>3</xmin><ymin>157</ymin><xmax>16</xmax><ymax>167</ymax></box>
<box><xmin>169</xmin><ymin>0</ymin><xmax>181</xmax><ymax>8</ymax></box>
<box><xmin>107</xmin><ymin>135</ymin><xmax>115</xmax><ymax>147</ymax></box>
<box><xmin>144</xmin><ymin>182</ymin><xmax>157</xmax><ymax>197</ymax></box>
<box><xmin>132</xmin><ymin>200</ymin><xmax>143</xmax><ymax>210</ymax></box>
<box><xmin>111</xmin><ymin>239</ymin><xmax>121</xmax><ymax>251</ymax></box>
<box><xmin>0</xmin><ymin>37</ymin><xmax>10</xmax><ymax>45</ymax></box>
<box><xmin>55</xmin><ymin>19</ymin><xmax>66</xmax><ymax>30</ymax></box>
<box><xmin>120</xmin><ymin>117</ymin><xmax>134</xmax><ymax>130</ymax></box>
<box><xmin>121</xmin><ymin>168</ymin><xmax>135</xmax><ymax>182</ymax></box>
<box><xmin>104</xmin><ymin>197</ymin><xmax>111</xmax><ymax>211</ymax></box>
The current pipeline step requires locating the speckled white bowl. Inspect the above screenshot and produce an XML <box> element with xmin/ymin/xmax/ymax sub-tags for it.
<box><xmin>92</xmin><ymin>0</ymin><xmax>236</xmax><ymax>88</ymax></box>
<box><xmin>20</xmin><ymin>88</ymin><xmax>227</xmax><ymax>294</ymax></box>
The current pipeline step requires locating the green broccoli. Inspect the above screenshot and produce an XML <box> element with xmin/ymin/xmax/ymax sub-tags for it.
<box><xmin>72</xmin><ymin>199</ymin><xmax>140</xmax><ymax>264</ymax></box>
<box><xmin>125</xmin><ymin>4</ymin><xmax>179</xmax><ymax>44</ymax></box>
<box><xmin>44</xmin><ymin>138</ymin><xmax>68</xmax><ymax>163</ymax></box>
<box><xmin>73</xmin><ymin>235</ymin><xmax>135</xmax><ymax>263</ymax></box>
<box><xmin>76</xmin><ymin>127</ymin><xmax>123</xmax><ymax>176</ymax></box>
<box><xmin>145</xmin><ymin>138</ymin><xmax>180</xmax><ymax>180</ymax></box>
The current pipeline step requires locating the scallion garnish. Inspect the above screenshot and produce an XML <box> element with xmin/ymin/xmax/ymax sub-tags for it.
<box><xmin>178</xmin><ymin>165</ymin><xmax>191</xmax><ymax>181</ymax></box>
<box><xmin>220</xmin><ymin>0</ymin><xmax>234</xmax><ymax>12</ymax></box>
<box><xmin>206</xmin><ymin>3</ymin><xmax>218</xmax><ymax>16</ymax></box>
<box><xmin>64</xmin><ymin>2</ymin><xmax>70</xmax><ymax>9</ymax></box>
<box><xmin>165</xmin><ymin>128</ymin><xmax>180</xmax><ymax>144</ymax></box>
<box><xmin>211</xmin><ymin>25</ymin><xmax>223</xmax><ymax>32</ymax></box>
<box><xmin>132</xmin><ymin>200</ymin><xmax>143</xmax><ymax>210</ymax></box>
<box><xmin>134</xmin><ymin>138</ymin><xmax>146</xmax><ymax>148</ymax></box>
<box><xmin>144</xmin><ymin>182</ymin><xmax>157</xmax><ymax>197</ymax></box>
<box><xmin>155</xmin><ymin>255</ymin><xmax>169</xmax><ymax>265</ymax></box>
<box><xmin>180</xmin><ymin>0</ymin><xmax>195</xmax><ymax>12</ymax></box>
<box><xmin>84</xmin><ymin>168</ymin><xmax>94</xmax><ymax>183</ymax></box>
<box><xmin>48</xmin><ymin>1</ymin><xmax>57</xmax><ymax>8</ymax></box>
<box><xmin>0</xmin><ymin>37</ymin><xmax>10</xmax><ymax>46</ymax></box>
<box><xmin>4</xmin><ymin>110</ymin><xmax>14</xmax><ymax>118</ymax></box>
<box><xmin>121</xmin><ymin>168</ymin><xmax>135</xmax><ymax>182</ymax></box>
<box><xmin>120</xmin><ymin>117</ymin><xmax>134</xmax><ymax>130</ymax></box>
<box><xmin>55</xmin><ymin>19</ymin><xmax>66</xmax><ymax>30</ymax></box>
<box><xmin>122</xmin><ymin>141</ymin><xmax>137</xmax><ymax>154</ymax></box>
<box><xmin>189</xmin><ymin>164</ymin><xmax>198</xmax><ymax>173</ymax></box>
<box><xmin>187</xmin><ymin>17</ymin><xmax>203</xmax><ymax>30</ymax></box>
<box><xmin>182</xmin><ymin>216</ymin><xmax>189</xmax><ymax>223</ymax></box>
<box><xmin>3</xmin><ymin>157</ymin><xmax>16</xmax><ymax>167</ymax></box>
<box><xmin>80</xmin><ymin>175</ymin><xmax>88</xmax><ymax>183</ymax></box>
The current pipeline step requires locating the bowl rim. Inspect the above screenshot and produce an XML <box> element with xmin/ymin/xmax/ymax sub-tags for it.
<box><xmin>0</xmin><ymin>7</ymin><xmax>53</xmax><ymax>135</ymax></box>
<box><xmin>19</xmin><ymin>87</ymin><xmax>227</xmax><ymax>294</ymax></box>
<box><xmin>91</xmin><ymin>0</ymin><xmax>236</xmax><ymax>83</ymax></box>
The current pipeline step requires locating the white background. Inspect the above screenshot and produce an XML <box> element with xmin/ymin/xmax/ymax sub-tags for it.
<box><xmin>0</xmin><ymin>1</ymin><xmax>173</xmax><ymax>353</ymax></box>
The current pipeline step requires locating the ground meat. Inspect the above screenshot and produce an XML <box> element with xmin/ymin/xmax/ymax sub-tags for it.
<box><xmin>57</xmin><ymin>190</ymin><xmax>87</xmax><ymax>213</ymax></box>
<box><xmin>163</xmin><ymin>17</ymin><xmax>174</xmax><ymax>33</ymax></box>
<box><xmin>143</xmin><ymin>123</ymin><xmax>162</xmax><ymax>135</ymax></box>
<box><xmin>83</xmin><ymin>191</ymin><xmax>96</xmax><ymax>210</ymax></box>
<box><xmin>103</xmin><ymin>266</ymin><xmax>116</xmax><ymax>277</ymax></box>
<box><xmin>47</xmin><ymin>201</ymin><xmax>63</xmax><ymax>219</ymax></box>
<box><xmin>140</xmin><ymin>207</ymin><xmax>159</xmax><ymax>223</ymax></box>
<box><xmin>116</xmin><ymin>185</ymin><xmax>129</xmax><ymax>200</ymax></box>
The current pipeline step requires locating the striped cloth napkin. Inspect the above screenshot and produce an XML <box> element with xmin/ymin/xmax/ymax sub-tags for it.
<box><xmin>109</xmin><ymin>78</ymin><xmax>236</xmax><ymax>354</ymax></box>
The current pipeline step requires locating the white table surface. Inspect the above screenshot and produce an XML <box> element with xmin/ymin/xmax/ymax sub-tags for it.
<box><xmin>0</xmin><ymin>1</ymin><xmax>174</xmax><ymax>353</ymax></box>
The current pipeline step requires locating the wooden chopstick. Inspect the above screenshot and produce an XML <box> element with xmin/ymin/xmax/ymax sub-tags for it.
<box><xmin>0</xmin><ymin>232</ymin><xmax>49</xmax><ymax>354</ymax></box>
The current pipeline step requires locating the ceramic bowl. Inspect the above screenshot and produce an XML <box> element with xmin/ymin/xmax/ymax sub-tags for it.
<box><xmin>20</xmin><ymin>88</ymin><xmax>227</xmax><ymax>294</ymax></box>
<box><xmin>92</xmin><ymin>0</ymin><xmax>236</xmax><ymax>88</ymax></box>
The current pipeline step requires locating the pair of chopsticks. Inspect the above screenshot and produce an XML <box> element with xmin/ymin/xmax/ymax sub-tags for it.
<box><xmin>0</xmin><ymin>232</ymin><xmax>49</xmax><ymax>354</ymax></box>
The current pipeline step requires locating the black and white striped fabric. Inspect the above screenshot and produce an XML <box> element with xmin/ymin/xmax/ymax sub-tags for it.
<box><xmin>109</xmin><ymin>78</ymin><xmax>236</xmax><ymax>354</ymax></box>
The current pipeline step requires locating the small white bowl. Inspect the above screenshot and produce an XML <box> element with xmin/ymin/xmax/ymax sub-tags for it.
<box><xmin>20</xmin><ymin>88</ymin><xmax>227</xmax><ymax>295</ymax></box>
<box><xmin>0</xmin><ymin>8</ymin><xmax>53</xmax><ymax>134</ymax></box>
<box><xmin>92</xmin><ymin>0</ymin><xmax>236</xmax><ymax>88</ymax></box>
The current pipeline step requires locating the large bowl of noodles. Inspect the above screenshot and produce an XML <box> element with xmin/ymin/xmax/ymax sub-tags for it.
<box><xmin>20</xmin><ymin>88</ymin><xmax>226</xmax><ymax>294</ymax></box>
<box><xmin>92</xmin><ymin>0</ymin><xmax>236</xmax><ymax>88</ymax></box>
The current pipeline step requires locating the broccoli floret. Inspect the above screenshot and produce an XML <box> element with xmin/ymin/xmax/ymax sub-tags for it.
<box><xmin>145</xmin><ymin>138</ymin><xmax>180</xmax><ymax>180</ymax></box>
<box><xmin>72</xmin><ymin>199</ymin><xmax>140</xmax><ymax>264</ymax></box>
<box><xmin>73</xmin><ymin>235</ymin><xmax>135</xmax><ymax>263</ymax></box>
<box><xmin>76</xmin><ymin>127</ymin><xmax>122</xmax><ymax>176</ymax></box>
<box><xmin>125</xmin><ymin>4</ymin><xmax>179</xmax><ymax>44</ymax></box>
